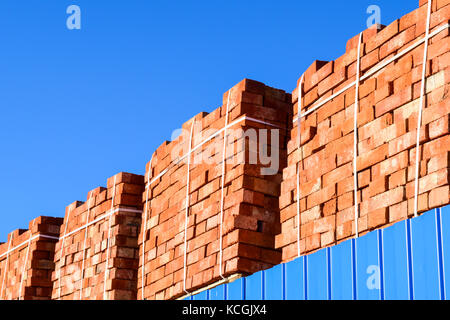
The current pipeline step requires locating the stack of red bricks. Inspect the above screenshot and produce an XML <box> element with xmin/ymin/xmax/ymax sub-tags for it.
<box><xmin>138</xmin><ymin>79</ymin><xmax>292</xmax><ymax>300</ymax></box>
<box><xmin>0</xmin><ymin>216</ymin><xmax>62</xmax><ymax>300</ymax></box>
<box><xmin>51</xmin><ymin>172</ymin><xmax>144</xmax><ymax>300</ymax></box>
<box><xmin>277</xmin><ymin>0</ymin><xmax>450</xmax><ymax>262</ymax></box>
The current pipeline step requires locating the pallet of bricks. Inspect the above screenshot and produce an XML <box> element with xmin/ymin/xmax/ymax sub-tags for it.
<box><xmin>0</xmin><ymin>216</ymin><xmax>62</xmax><ymax>300</ymax></box>
<box><xmin>277</xmin><ymin>0</ymin><xmax>450</xmax><ymax>262</ymax></box>
<box><xmin>139</xmin><ymin>79</ymin><xmax>292</xmax><ymax>300</ymax></box>
<box><xmin>51</xmin><ymin>172</ymin><xmax>144</xmax><ymax>300</ymax></box>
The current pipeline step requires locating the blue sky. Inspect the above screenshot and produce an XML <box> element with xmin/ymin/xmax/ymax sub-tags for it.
<box><xmin>0</xmin><ymin>0</ymin><xmax>417</xmax><ymax>241</ymax></box>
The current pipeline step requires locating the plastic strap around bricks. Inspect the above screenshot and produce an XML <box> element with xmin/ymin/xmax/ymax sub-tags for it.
<box><xmin>141</xmin><ymin>155</ymin><xmax>153</xmax><ymax>300</ymax></box>
<box><xmin>0</xmin><ymin>235</ymin><xmax>13</xmax><ymax>300</ymax></box>
<box><xmin>353</xmin><ymin>32</ymin><xmax>363</xmax><ymax>239</ymax></box>
<box><xmin>0</xmin><ymin>234</ymin><xmax>59</xmax><ymax>262</ymax></box>
<box><xmin>52</xmin><ymin>205</ymin><xmax>139</xmax><ymax>300</ymax></box>
<box><xmin>18</xmin><ymin>220</ymin><xmax>35</xmax><ymax>300</ymax></box>
<box><xmin>292</xmin><ymin>21</ymin><xmax>450</xmax><ymax>124</ymax></box>
<box><xmin>58</xmin><ymin>207</ymin><xmax>73</xmax><ymax>300</ymax></box>
<box><xmin>190</xmin><ymin>205</ymin><xmax>450</xmax><ymax>301</ymax></box>
<box><xmin>414</xmin><ymin>0</ymin><xmax>433</xmax><ymax>218</ymax></box>
<box><xmin>219</xmin><ymin>89</ymin><xmax>232</xmax><ymax>280</ymax></box>
<box><xmin>78</xmin><ymin>191</ymin><xmax>93</xmax><ymax>300</ymax></box>
<box><xmin>147</xmin><ymin>115</ymin><xmax>282</xmax><ymax>188</ymax></box>
<box><xmin>296</xmin><ymin>75</ymin><xmax>304</xmax><ymax>258</ymax></box>
<box><xmin>183</xmin><ymin>120</ymin><xmax>196</xmax><ymax>295</ymax></box>
<box><xmin>103</xmin><ymin>175</ymin><xmax>117</xmax><ymax>300</ymax></box>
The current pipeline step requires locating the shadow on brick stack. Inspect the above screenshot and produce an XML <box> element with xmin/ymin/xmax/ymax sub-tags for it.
<box><xmin>139</xmin><ymin>79</ymin><xmax>292</xmax><ymax>300</ymax></box>
<box><xmin>51</xmin><ymin>172</ymin><xmax>144</xmax><ymax>300</ymax></box>
<box><xmin>0</xmin><ymin>216</ymin><xmax>62</xmax><ymax>300</ymax></box>
<box><xmin>277</xmin><ymin>0</ymin><xmax>450</xmax><ymax>263</ymax></box>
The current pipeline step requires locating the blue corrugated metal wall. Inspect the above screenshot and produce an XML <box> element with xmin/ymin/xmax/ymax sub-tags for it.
<box><xmin>188</xmin><ymin>205</ymin><xmax>449</xmax><ymax>300</ymax></box>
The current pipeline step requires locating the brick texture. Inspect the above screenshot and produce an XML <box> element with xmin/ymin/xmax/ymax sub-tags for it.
<box><xmin>51</xmin><ymin>172</ymin><xmax>144</xmax><ymax>300</ymax></box>
<box><xmin>0</xmin><ymin>216</ymin><xmax>62</xmax><ymax>300</ymax></box>
<box><xmin>279</xmin><ymin>0</ymin><xmax>450</xmax><ymax>263</ymax></box>
<box><xmin>139</xmin><ymin>79</ymin><xmax>291</xmax><ymax>300</ymax></box>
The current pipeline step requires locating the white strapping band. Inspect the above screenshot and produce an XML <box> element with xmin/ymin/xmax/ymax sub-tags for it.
<box><xmin>219</xmin><ymin>89</ymin><xmax>232</xmax><ymax>279</ymax></box>
<box><xmin>78</xmin><ymin>191</ymin><xmax>93</xmax><ymax>300</ymax></box>
<box><xmin>0</xmin><ymin>234</ymin><xmax>59</xmax><ymax>261</ymax></box>
<box><xmin>103</xmin><ymin>175</ymin><xmax>117</xmax><ymax>300</ymax></box>
<box><xmin>53</xmin><ymin>204</ymin><xmax>140</xmax><ymax>300</ymax></box>
<box><xmin>353</xmin><ymin>32</ymin><xmax>363</xmax><ymax>238</ymax></box>
<box><xmin>148</xmin><ymin>115</ymin><xmax>282</xmax><ymax>187</ymax></box>
<box><xmin>59</xmin><ymin>207</ymin><xmax>142</xmax><ymax>241</ymax></box>
<box><xmin>414</xmin><ymin>0</ymin><xmax>433</xmax><ymax>218</ymax></box>
<box><xmin>141</xmin><ymin>155</ymin><xmax>153</xmax><ymax>300</ymax></box>
<box><xmin>183</xmin><ymin>120</ymin><xmax>196</xmax><ymax>295</ymax></box>
<box><xmin>57</xmin><ymin>207</ymin><xmax>73</xmax><ymax>300</ymax></box>
<box><xmin>292</xmin><ymin>21</ymin><xmax>450</xmax><ymax>123</ymax></box>
<box><xmin>296</xmin><ymin>75</ymin><xmax>304</xmax><ymax>258</ymax></box>
<box><xmin>0</xmin><ymin>235</ymin><xmax>13</xmax><ymax>300</ymax></box>
<box><xmin>18</xmin><ymin>220</ymin><xmax>36</xmax><ymax>300</ymax></box>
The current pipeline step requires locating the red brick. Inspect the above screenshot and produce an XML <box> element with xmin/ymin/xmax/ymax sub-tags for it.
<box><xmin>366</xmin><ymin>20</ymin><xmax>400</xmax><ymax>53</ymax></box>
<box><xmin>428</xmin><ymin>152</ymin><xmax>450</xmax><ymax>173</ymax></box>
<box><xmin>429</xmin><ymin>115</ymin><xmax>449</xmax><ymax>140</ymax></box>
<box><xmin>375</xmin><ymin>88</ymin><xmax>412</xmax><ymax>118</ymax></box>
<box><xmin>368</xmin><ymin>208</ymin><xmax>389</xmax><ymax>229</ymax></box>
<box><xmin>321</xmin><ymin>231</ymin><xmax>335</xmax><ymax>247</ymax></box>
<box><xmin>429</xmin><ymin>185</ymin><xmax>450</xmax><ymax>208</ymax></box>
<box><xmin>389</xmin><ymin>201</ymin><xmax>409</xmax><ymax>223</ymax></box>
<box><xmin>305</xmin><ymin>234</ymin><xmax>321</xmax><ymax>252</ymax></box>
<box><xmin>389</xmin><ymin>169</ymin><xmax>408</xmax><ymax>189</ymax></box>
<box><xmin>369</xmin><ymin>176</ymin><xmax>389</xmax><ymax>197</ymax></box>
<box><xmin>323</xmin><ymin>163</ymin><xmax>353</xmax><ymax>187</ymax></box>
<box><xmin>380</xmin><ymin>26</ymin><xmax>416</xmax><ymax>59</ymax></box>
<box><xmin>338</xmin><ymin>192</ymin><xmax>354</xmax><ymax>211</ymax></box>
<box><xmin>357</xmin><ymin>144</ymin><xmax>389</xmax><ymax>171</ymax></box>
<box><xmin>318</xmin><ymin>68</ymin><xmax>347</xmax><ymax>95</ymax></box>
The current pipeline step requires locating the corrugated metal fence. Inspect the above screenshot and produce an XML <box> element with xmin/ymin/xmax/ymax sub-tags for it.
<box><xmin>188</xmin><ymin>205</ymin><xmax>450</xmax><ymax>300</ymax></box>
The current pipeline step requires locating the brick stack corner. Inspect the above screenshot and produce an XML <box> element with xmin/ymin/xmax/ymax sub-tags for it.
<box><xmin>51</xmin><ymin>172</ymin><xmax>144</xmax><ymax>300</ymax></box>
<box><xmin>0</xmin><ymin>216</ymin><xmax>62</xmax><ymax>300</ymax></box>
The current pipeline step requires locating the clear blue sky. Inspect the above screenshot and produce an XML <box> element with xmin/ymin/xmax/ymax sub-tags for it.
<box><xmin>0</xmin><ymin>0</ymin><xmax>418</xmax><ymax>241</ymax></box>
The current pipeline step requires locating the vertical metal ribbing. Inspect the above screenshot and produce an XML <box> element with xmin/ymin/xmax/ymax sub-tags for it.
<box><xmin>282</xmin><ymin>263</ymin><xmax>287</xmax><ymax>300</ymax></box>
<box><xmin>351</xmin><ymin>238</ymin><xmax>357</xmax><ymax>300</ymax></box>
<box><xmin>435</xmin><ymin>208</ymin><xmax>445</xmax><ymax>300</ymax></box>
<box><xmin>406</xmin><ymin>219</ymin><xmax>414</xmax><ymax>300</ymax></box>
<box><xmin>327</xmin><ymin>247</ymin><xmax>332</xmax><ymax>300</ymax></box>
<box><xmin>378</xmin><ymin>229</ymin><xmax>385</xmax><ymax>300</ymax></box>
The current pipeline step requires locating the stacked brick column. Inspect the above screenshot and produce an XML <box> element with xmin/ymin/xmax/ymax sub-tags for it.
<box><xmin>0</xmin><ymin>216</ymin><xmax>62</xmax><ymax>300</ymax></box>
<box><xmin>277</xmin><ymin>0</ymin><xmax>450</xmax><ymax>262</ymax></box>
<box><xmin>51</xmin><ymin>172</ymin><xmax>144</xmax><ymax>300</ymax></box>
<box><xmin>139</xmin><ymin>79</ymin><xmax>292</xmax><ymax>300</ymax></box>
